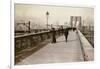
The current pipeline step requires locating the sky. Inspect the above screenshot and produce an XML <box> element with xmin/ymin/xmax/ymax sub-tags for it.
<box><xmin>15</xmin><ymin>4</ymin><xmax>94</xmax><ymax>29</ymax></box>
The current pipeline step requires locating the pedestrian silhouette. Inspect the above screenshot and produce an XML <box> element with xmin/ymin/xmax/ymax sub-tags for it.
<box><xmin>73</xmin><ymin>27</ymin><xmax>76</xmax><ymax>31</ymax></box>
<box><xmin>51</xmin><ymin>28</ymin><xmax>56</xmax><ymax>43</ymax></box>
<box><xmin>60</xmin><ymin>26</ymin><xmax>64</xmax><ymax>35</ymax></box>
<box><xmin>64</xmin><ymin>28</ymin><xmax>69</xmax><ymax>42</ymax></box>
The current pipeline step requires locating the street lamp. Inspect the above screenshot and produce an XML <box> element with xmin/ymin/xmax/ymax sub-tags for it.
<box><xmin>46</xmin><ymin>11</ymin><xmax>49</xmax><ymax>30</ymax></box>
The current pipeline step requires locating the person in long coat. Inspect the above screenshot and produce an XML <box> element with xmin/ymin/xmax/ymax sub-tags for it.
<box><xmin>51</xmin><ymin>28</ymin><xmax>56</xmax><ymax>43</ymax></box>
<box><xmin>64</xmin><ymin>28</ymin><xmax>69</xmax><ymax>42</ymax></box>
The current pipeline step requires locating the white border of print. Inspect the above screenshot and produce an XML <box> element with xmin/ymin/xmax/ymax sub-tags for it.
<box><xmin>10</xmin><ymin>0</ymin><xmax>97</xmax><ymax>69</ymax></box>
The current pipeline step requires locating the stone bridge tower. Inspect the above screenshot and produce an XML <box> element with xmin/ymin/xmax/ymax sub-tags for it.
<box><xmin>70</xmin><ymin>16</ymin><xmax>82</xmax><ymax>29</ymax></box>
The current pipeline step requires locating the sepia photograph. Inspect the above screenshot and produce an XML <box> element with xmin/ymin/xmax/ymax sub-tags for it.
<box><xmin>14</xmin><ymin>4</ymin><xmax>94</xmax><ymax>65</ymax></box>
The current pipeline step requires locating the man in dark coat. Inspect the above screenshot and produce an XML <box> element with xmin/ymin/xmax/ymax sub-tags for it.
<box><xmin>51</xmin><ymin>28</ymin><xmax>56</xmax><ymax>43</ymax></box>
<box><xmin>64</xmin><ymin>28</ymin><xmax>69</xmax><ymax>42</ymax></box>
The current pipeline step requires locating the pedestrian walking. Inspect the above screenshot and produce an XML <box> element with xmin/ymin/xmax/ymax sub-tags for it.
<box><xmin>64</xmin><ymin>28</ymin><xmax>69</xmax><ymax>42</ymax></box>
<box><xmin>51</xmin><ymin>28</ymin><xmax>56</xmax><ymax>43</ymax></box>
<box><xmin>61</xmin><ymin>26</ymin><xmax>64</xmax><ymax>35</ymax></box>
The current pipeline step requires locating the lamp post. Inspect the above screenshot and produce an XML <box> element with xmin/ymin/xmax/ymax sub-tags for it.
<box><xmin>46</xmin><ymin>11</ymin><xmax>49</xmax><ymax>30</ymax></box>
